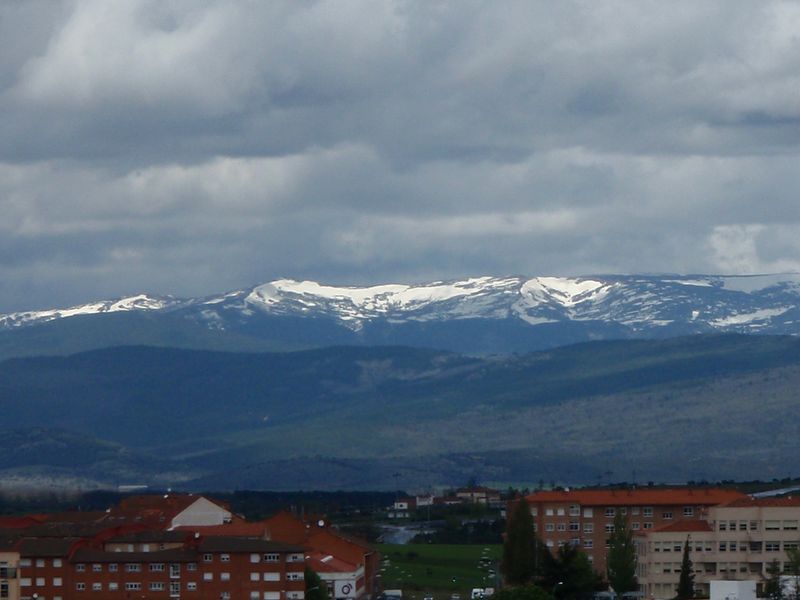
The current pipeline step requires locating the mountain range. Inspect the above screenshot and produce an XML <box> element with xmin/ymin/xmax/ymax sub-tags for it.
<box><xmin>2</xmin><ymin>335</ymin><xmax>800</xmax><ymax>490</ymax></box>
<box><xmin>3</xmin><ymin>273</ymin><xmax>800</xmax><ymax>359</ymax></box>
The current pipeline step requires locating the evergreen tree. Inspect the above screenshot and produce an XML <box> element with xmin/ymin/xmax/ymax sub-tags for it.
<box><xmin>675</xmin><ymin>537</ymin><xmax>695</xmax><ymax>600</ymax></box>
<box><xmin>786</xmin><ymin>547</ymin><xmax>800</xmax><ymax>600</ymax></box>
<box><xmin>540</xmin><ymin>543</ymin><xmax>603</xmax><ymax>600</ymax></box>
<box><xmin>764</xmin><ymin>559</ymin><xmax>785</xmax><ymax>600</ymax></box>
<box><xmin>305</xmin><ymin>567</ymin><xmax>331</xmax><ymax>600</ymax></box>
<box><xmin>607</xmin><ymin>510</ymin><xmax>638</xmax><ymax>595</ymax></box>
<box><xmin>492</xmin><ymin>584</ymin><xmax>554</xmax><ymax>600</ymax></box>
<box><xmin>502</xmin><ymin>497</ymin><xmax>539</xmax><ymax>585</ymax></box>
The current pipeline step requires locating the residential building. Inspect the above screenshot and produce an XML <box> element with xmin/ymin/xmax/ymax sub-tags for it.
<box><xmin>636</xmin><ymin>496</ymin><xmax>800</xmax><ymax>600</ymax></box>
<box><xmin>522</xmin><ymin>488</ymin><xmax>746</xmax><ymax>575</ymax></box>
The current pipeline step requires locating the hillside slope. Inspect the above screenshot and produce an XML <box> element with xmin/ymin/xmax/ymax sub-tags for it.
<box><xmin>1</xmin><ymin>335</ymin><xmax>799</xmax><ymax>488</ymax></box>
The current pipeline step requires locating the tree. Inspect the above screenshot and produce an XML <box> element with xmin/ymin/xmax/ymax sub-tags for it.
<box><xmin>675</xmin><ymin>537</ymin><xmax>694</xmax><ymax>600</ymax></box>
<box><xmin>764</xmin><ymin>559</ymin><xmax>785</xmax><ymax>600</ymax></box>
<box><xmin>607</xmin><ymin>510</ymin><xmax>638</xmax><ymax>595</ymax></box>
<box><xmin>492</xmin><ymin>584</ymin><xmax>553</xmax><ymax>600</ymax></box>
<box><xmin>540</xmin><ymin>543</ymin><xmax>603</xmax><ymax>600</ymax></box>
<box><xmin>502</xmin><ymin>497</ymin><xmax>539</xmax><ymax>585</ymax></box>
<box><xmin>305</xmin><ymin>567</ymin><xmax>330</xmax><ymax>600</ymax></box>
<box><xmin>786</xmin><ymin>547</ymin><xmax>800</xmax><ymax>600</ymax></box>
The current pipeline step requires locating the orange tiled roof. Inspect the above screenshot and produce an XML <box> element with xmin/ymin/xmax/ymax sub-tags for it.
<box><xmin>525</xmin><ymin>488</ymin><xmax>746</xmax><ymax>506</ymax></box>
<box><xmin>722</xmin><ymin>496</ymin><xmax>800</xmax><ymax>507</ymax></box>
<box><xmin>651</xmin><ymin>520</ymin><xmax>714</xmax><ymax>533</ymax></box>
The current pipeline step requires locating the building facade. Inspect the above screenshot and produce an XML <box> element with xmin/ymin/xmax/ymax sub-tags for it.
<box><xmin>522</xmin><ymin>488</ymin><xmax>746</xmax><ymax>576</ymax></box>
<box><xmin>637</xmin><ymin>497</ymin><xmax>800</xmax><ymax>600</ymax></box>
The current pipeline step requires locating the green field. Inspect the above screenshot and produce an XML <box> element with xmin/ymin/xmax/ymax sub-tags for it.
<box><xmin>376</xmin><ymin>544</ymin><xmax>502</xmax><ymax>597</ymax></box>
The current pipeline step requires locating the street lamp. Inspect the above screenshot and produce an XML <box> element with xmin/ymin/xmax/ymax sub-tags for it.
<box><xmin>553</xmin><ymin>581</ymin><xmax>564</xmax><ymax>599</ymax></box>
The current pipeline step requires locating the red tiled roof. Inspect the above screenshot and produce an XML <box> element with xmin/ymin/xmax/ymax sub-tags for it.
<box><xmin>525</xmin><ymin>488</ymin><xmax>746</xmax><ymax>506</ymax></box>
<box><xmin>651</xmin><ymin>520</ymin><xmax>714</xmax><ymax>533</ymax></box>
<box><xmin>722</xmin><ymin>496</ymin><xmax>800</xmax><ymax>507</ymax></box>
<box><xmin>306</xmin><ymin>550</ymin><xmax>359</xmax><ymax>573</ymax></box>
<box><xmin>176</xmin><ymin>522</ymin><xmax>269</xmax><ymax>537</ymax></box>
<box><xmin>0</xmin><ymin>516</ymin><xmax>42</xmax><ymax>529</ymax></box>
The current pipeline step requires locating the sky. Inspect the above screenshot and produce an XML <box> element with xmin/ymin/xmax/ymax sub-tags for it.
<box><xmin>3</xmin><ymin>0</ymin><xmax>800</xmax><ymax>311</ymax></box>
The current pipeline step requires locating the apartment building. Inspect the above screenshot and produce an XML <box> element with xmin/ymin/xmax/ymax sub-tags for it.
<box><xmin>637</xmin><ymin>496</ymin><xmax>800</xmax><ymax>600</ymax></box>
<box><xmin>523</xmin><ymin>488</ymin><xmax>746</xmax><ymax>575</ymax></box>
<box><xmin>12</xmin><ymin>534</ymin><xmax>305</xmax><ymax>600</ymax></box>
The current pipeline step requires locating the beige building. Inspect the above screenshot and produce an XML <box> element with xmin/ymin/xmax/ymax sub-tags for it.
<box><xmin>637</xmin><ymin>497</ymin><xmax>800</xmax><ymax>600</ymax></box>
<box><xmin>0</xmin><ymin>543</ymin><xmax>20</xmax><ymax>600</ymax></box>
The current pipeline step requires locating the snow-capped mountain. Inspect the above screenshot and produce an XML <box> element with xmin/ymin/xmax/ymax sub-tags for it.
<box><xmin>2</xmin><ymin>274</ymin><xmax>800</xmax><ymax>357</ymax></box>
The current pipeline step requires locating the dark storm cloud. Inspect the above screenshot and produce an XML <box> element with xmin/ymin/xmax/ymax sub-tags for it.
<box><xmin>2</xmin><ymin>0</ymin><xmax>800</xmax><ymax>311</ymax></box>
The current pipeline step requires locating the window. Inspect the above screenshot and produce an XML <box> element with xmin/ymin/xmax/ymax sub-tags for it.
<box><xmin>739</xmin><ymin>521</ymin><xmax>747</xmax><ymax>531</ymax></box>
<box><xmin>288</xmin><ymin>553</ymin><xmax>303</xmax><ymax>563</ymax></box>
<box><xmin>784</xmin><ymin>521</ymin><xmax>799</xmax><ymax>530</ymax></box>
<box><xmin>251</xmin><ymin>572</ymin><xmax>261</xmax><ymax>581</ymax></box>
<box><xmin>36</xmin><ymin>577</ymin><xmax>45</xmax><ymax>586</ymax></box>
<box><xmin>109</xmin><ymin>583</ymin><xmax>118</xmax><ymax>591</ymax></box>
<box><xmin>36</xmin><ymin>559</ymin><xmax>45</xmax><ymax>567</ymax></box>
<box><xmin>719</xmin><ymin>542</ymin><xmax>727</xmax><ymax>551</ymax></box>
<box><xmin>729</xmin><ymin>542</ymin><xmax>737</xmax><ymax>551</ymax></box>
<box><xmin>569</xmin><ymin>522</ymin><xmax>580</xmax><ymax>531</ymax></box>
<box><xmin>187</xmin><ymin>582</ymin><xmax>197</xmax><ymax>591</ymax></box>
<box><xmin>750</xmin><ymin>541</ymin><xmax>763</xmax><ymax>552</ymax></box>
<box><xmin>264</xmin><ymin>593</ymin><xmax>281</xmax><ymax>600</ymax></box>
<box><xmin>76</xmin><ymin>564</ymin><xmax>85</xmax><ymax>572</ymax></box>
<box><xmin>545</xmin><ymin>508</ymin><xmax>554</xmax><ymax>516</ymax></box>
<box><xmin>221</xmin><ymin>554</ymin><xmax>230</xmax><ymax>562</ymax></box>
<box><xmin>683</xmin><ymin>507</ymin><xmax>694</xmax><ymax>517</ymax></box>
<box><xmin>750</xmin><ymin>521</ymin><xmax>759</xmax><ymax>531</ymax></box>
<box><xmin>287</xmin><ymin>572</ymin><xmax>304</xmax><ymax>581</ymax></box>
<box><xmin>632</xmin><ymin>522</ymin><xmax>640</xmax><ymax>530</ymax></box>
<box><xmin>251</xmin><ymin>553</ymin><xmax>261</xmax><ymax>563</ymax></box>
<box><xmin>719</xmin><ymin>521</ymin><xmax>727</xmax><ymax>531</ymax></box>
<box><xmin>150</xmin><ymin>563</ymin><xmax>165</xmax><ymax>572</ymax></box>
<box><xmin>546</xmin><ymin>523</ymin><xmax>555</xmax><ymax>532</ymax></box>
<box><xmin>108</xmin><ymin>563</ymin><xmax>118</xmax><ymax>572</ymax></box>
<box><xmin>569</xmin><ymin>505</ymin><xmax>580</xmax><ymax>516</ymax></box>
<box><xmin>203</xmin><ymin>553</ymin><xmax>213</xmax><ymax>562</ymax></box>
<box><xmin>584</xmin><ymin>539</ymin><xmax>593</xmax><ymax>549</ymax></box>
<box><xmin>170</xmin><ymin>581</ymin><xmax>180</xmax><ymax>596</ymax></box>
<box><xmin>92</xmin><ymin>563</ymin><xmax>102</xmax><ymax>572</ymax></box>
<box><xmin>126</xmin><ymin>563</ymin><xmax>141</xmax><ymax>572</ymax></box>
<box><xmin>204</xmin><ymin>573</ymin><xmax>213</xmax><ymax>581</ymax></box>
<box><xmin>632</xmin><ymin>507</ymin><xmax>640</xmax><ymax>515</ymax></box>
<box><xmin>766</xmin><ymin>542</ymin><xmax>780</xmax><ymax>552</ymax></box>
<box><xmin>53</xmin><ymin>558</ymin><xmax>62</xmax><ymax>567</ymax></box>
<box><xmin>557</xmin><ymin>523</ymin><xmax>566</xmax><ymax>532</ymax></box>
<box><xmin>53</xmin><ymin>577</ymin><xmax>63</xmax><ymax>586</ymax></box>
<box><xmin>605</xmin><ymin>524</ymin><xmax>615</xmax><ymax>533</ymax></box>
<box><xmin>252</xmin><ymin>593</ymin><xmax>261</xmax><ymax>600</ymax></box>
<box><xmin>583</xmin><ymin>508</ymin><xmax>593</xmax><ymax>518</ymax></box>
<box><xmin>76</xmin><ymin>583</ymin><xmax>86</xmax><ymax>591</ymax></box>
<box><xmin>125</xmin><ymin>583</ymin><xmax>142</xmax><ymax>591</ymax></box>
<box><xmin>662</xmin><ymin>512</ymin><xmax>673</xmax><ymax>520</ymax></box>
<box><xmin>644</xmin><ymin>522</ymin><xmax>653</xmax><ymax>529</ymax></box>
<box><xmin>766</xmin><ymin>521</ymin><xmax>781</xmax><ymax>531</ymax></box>
<box><xmin>557</xmin><ymin>508</ymin><xmax>565</xmax><ymax>516</ymax></box>
<box><xmin>93</xmin><ymin>582</ymin><xmax>103</xmax><ymax>591</ymax></box>
<box><xmin>546</xmin><ymin>540</ymin><xmax>554</xmax><ymax>548</ymax></box>
<box><xmin>19</xmin><ymin>559</ymin><xmax>31</xmax><ymax>567</ymax></box>
<box><xmin>530</xmin><ymin>507</ymin><xmax>538</xmax><ymax>516</ymax></box>
<box><xmin>263</xmin><ymin>572</ymin><xmax>280</xmax><ymax>581</ymax></box>
<box><xmin>20</xmin><ymin>578</ymin><xmax>31</xmax><ymax>587</ymax></box>
<box><xmin>643</xmin><ymin>507</ymin><xmax>653</xmax><ymax>517</ymax></box>
<box><xmin>187</xmin><ymin>562</ymin><xmax>198</xmax><ymax>571</ymax></box>
<box><xmin>583</xmin><ymin>523</ymin><xmax>594</xmax><ymax>533</ymax></box>
<box><xmin>605</xmin><ymin>507</ymin><xmax>615</xmax><ymax>518</ymax></box>
<box><xmin>728</xmin><ymin>521</ymin><xmax>736</xmax><ymax>530</ymax></box>
<box><xmin>221</xmin><ymin>593</ymin><xmax>231</xmax><ymax>600</ymax></box>
<box><xmin>221</xmin><ymin>572</ymin><xmax>231</xmax><ymax>581</ymax></box>
<box><xmin>673</xmin><ymin>543</ymin><xmax>681</xmax><ymax>552</ymax></box>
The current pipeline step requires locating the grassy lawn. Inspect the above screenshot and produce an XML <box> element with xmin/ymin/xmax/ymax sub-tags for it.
<box><xmin>376</xmin><ymin>544</ymin><xmax>502</xmax><ymax>598</ymax></box>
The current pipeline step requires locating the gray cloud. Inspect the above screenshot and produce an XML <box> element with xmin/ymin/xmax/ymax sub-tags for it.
<box><xmin>2</xmin><ymin>0</ymin><xmax>800</xmax><ymax>311</ymax></box>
